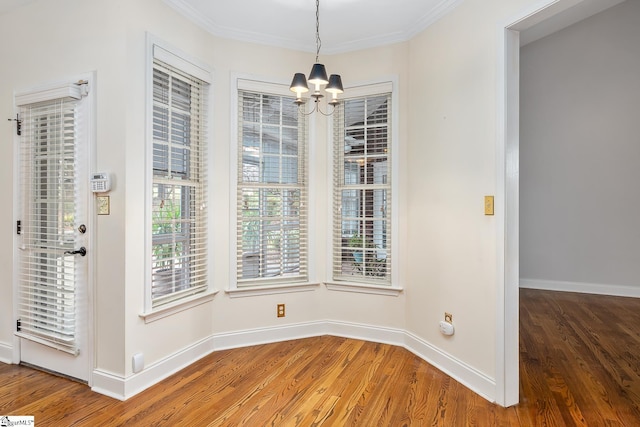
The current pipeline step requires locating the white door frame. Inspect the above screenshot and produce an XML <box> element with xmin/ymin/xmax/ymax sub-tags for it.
<box><xmin>496</xmin><ymin>23</ymin><xmax>520</xmax><ymax>407</ymax></box>
<box><xmin>497</xmin><ymin>0</ymin><xmax>607</xmax><ymax>407</ymax></box>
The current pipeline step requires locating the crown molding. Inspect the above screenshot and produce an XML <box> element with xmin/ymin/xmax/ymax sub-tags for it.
<box><xmin>162</xmin><ymin>0</ymin><xmax>463</xmax><ymax>54</ymax></box>
<box><xmin>405</xmin><ymin>0</ymin><xmax>465</xmax><ymax>40</ymax></box>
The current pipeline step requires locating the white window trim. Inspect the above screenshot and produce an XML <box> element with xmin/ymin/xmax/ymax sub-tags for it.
<box><xmin>326</xmin><ymin>77</ymin><xmax>403</xmax><ymax>295</ymax></box>
<box><xmin>324</xmin><ymin>281</ymin><xmax>403</xmax><ymax>296</ymax></box>
<box><xmin>229</xmin><ymin>73</ymin><xmax>317</xmax><ymax>296</ymax></box>
<box><xmin>225</xmin><ymin>283</ymin><xmax>319</xmax><ymax>299</ymax></box>
<box><xmin>143</xmin><ymin>34</ymin><xmax>216</xmax><ymax>314</ymax></box>
<box><xmin>139</xmin><ymin>290</ymin><xmax>219</xmax><ymax>323</ymax></box>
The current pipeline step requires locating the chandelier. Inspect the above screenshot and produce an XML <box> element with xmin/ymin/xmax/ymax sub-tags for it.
<box><xmin>289</xmin><ymin>0</ymin><xmax>343</xmax><ymax>115</ymax></box>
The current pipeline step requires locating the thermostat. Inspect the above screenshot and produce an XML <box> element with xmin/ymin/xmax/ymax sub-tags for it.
<box><xmin>91</xmin><ymin>172</ymin><xmax>111</xmax><ymax>193</ymax></box>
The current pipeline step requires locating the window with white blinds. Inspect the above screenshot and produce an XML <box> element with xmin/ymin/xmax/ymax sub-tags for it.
<box><xmin>150</xmin><ymin>58</ymin><xmax>208</xmax><ymax>307</ymax></box>
<box><xmin>333</xmin><ymin>92</ymin><xmax>392</xmax><ymax>285</ymax></box>
<box><xmin>236</xmin><ymin>88</ymin><xmax>308</xmax><ymax>286</ymax></box>
<box><xmin>17</xmin><ymin>96</ymin><xmax>82</xmax><ymax>354</ymax></box>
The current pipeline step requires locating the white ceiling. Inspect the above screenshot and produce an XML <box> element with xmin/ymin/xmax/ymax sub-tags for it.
<box><xmin>162</xmin><ymin>0</ymin><xmax>463</xmax><ymax>54</ymax></box>
<box><xmin>164</xmin><ymin>0</ymin><xmax>629</xmax><ymax>53</ymax></box>
<box><xmin>0</xmin><ymin>0</ymin><xmax>625</xmax><ymax>53</ymax></box>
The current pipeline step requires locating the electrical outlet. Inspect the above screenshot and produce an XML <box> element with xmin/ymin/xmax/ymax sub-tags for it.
<box><xmin>444</xmin><ymin>312</ymin><xmax>453</xmax><ymax>323</ymax></box>
<box><xmin>277</xmin><ymin>304</ymin><xmax>285</xmax><ymax>318</ymax></box>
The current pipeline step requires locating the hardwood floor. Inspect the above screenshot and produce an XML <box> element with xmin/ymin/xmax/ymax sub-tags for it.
<box><xmin>1</xmin><ymin>289</ymin><xmax>639</xmax><ymax>426</ymax></box>
<box><xmin>518</xmin><ymin>289</ymin><xmax>640</xmax><ymax>426</ymax></box>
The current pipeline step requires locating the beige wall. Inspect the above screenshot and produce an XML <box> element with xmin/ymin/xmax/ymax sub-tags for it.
<box><xmin>405</xmin><ymin>0</ymin><xmax>536</xmax><ymax>379</ymax></box>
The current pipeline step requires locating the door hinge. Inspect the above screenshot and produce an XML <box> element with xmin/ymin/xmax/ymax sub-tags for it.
<box><xmin>16</xmin><ymin>220</ymin><xmax>21</xmax><ymax>235</ymax></box>
<box><xmin>16</xmin><ymin>319</ymin><xmax>21</xmax><ymax>332</ymax></box>
<box><xmin>8</xmin><ymin>114</ymin><xmax>22</xmax><ymax>136</ymax></box>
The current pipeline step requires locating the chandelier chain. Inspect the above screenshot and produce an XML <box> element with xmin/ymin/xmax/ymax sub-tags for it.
<box><xmin>315</xmin><ymin>0</ymin><xmax>321</xmax><ymax>63</ymax></box>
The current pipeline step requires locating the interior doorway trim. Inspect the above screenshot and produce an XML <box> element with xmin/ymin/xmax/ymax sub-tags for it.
<box><xmin>497</xmin><ymin>0</ymin><xmax>596</xmax><ymax>407</ymax></box>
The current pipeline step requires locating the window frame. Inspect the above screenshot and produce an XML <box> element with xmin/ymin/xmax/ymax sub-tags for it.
<box><xmin>229</xmin><ymin>76</ymin><xmax>316</xmax><ymax>296</ymax></box>
<box><xmin>143</xmin><ymin>37</ymin><xmax>216</xmax><ymax>316</ymax></box>
<box><xmin>327</xmin><ymin>80</ymin><xmax>402</xmax><ymax>294</ymax></box>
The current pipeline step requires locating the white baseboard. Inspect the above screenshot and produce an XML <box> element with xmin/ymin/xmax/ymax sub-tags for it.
<box><xmin>325</xmin><ymin>320</ymin><xmax>405</xmax><ymax>347</ymax></box>
<box><xmin>91</xmin><ymin>322</ymin><xmax>325</xmax><ymax>401</ymax></box>
<box><xmin>404</xmin><ymin>332</ymin><xmax>496</xmax><ymax>402</ymax></box>
<box><xmin>91</xmin><ymin>369</ymin><xmax>127</xmax><ymax>400</ymax></box>
<box><xmin>520</xmin><ymin>278</ymin><xmax>640</xmax><ymax>298</ymax></box>
<box><xmin>90</xmin><ymin>321</ymin><xmax>496</xmax><ymax>404</ymax></box>
<box><xmin>212</xmin><ymin>321</ymin><xmax>326</xmax><ymax>351</ymax></box>
<box><xmin>324</xmin><ymin>322</ymin><xmax>495</xmax><ymax>401</ymax></box>
<box><xmin>0</xmin><ymin>341</ymin><xmax>13</xmax><ymax>364</ymax></box>
<box><xmin>92</xmin><ymin>335</ymin><xmax>215</xmax><ymax>401</ymax></box>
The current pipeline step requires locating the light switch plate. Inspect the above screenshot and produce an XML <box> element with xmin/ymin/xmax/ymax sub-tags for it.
<box><xmin>97</xmin><ymin>196</ymin><xmax>110</xmax><ymax>215</ymax></box>
<box><xmin>484</xmin><ymin>196</ymin><xmax>494</xmax><ymax>216</ymax></box>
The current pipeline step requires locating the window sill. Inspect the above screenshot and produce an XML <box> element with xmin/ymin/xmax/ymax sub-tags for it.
<box><xmin>324</xmin><ymin>281</ymin><xmax>404</xmax><ymax>296</ymax></box>
<box><xmin>226</xmin><ymin>283</ymin><xmax>320</xmax><ymax>298</ymax></box>
<box><xmin>140</xmin><ymin>290</ymin><xmax>219</xmax><ymax>323</ymax></box>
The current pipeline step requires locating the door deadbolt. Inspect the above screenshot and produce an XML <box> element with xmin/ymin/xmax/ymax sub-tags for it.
<box><xmin>78</xmin><ymin>224</ymin><xmax>86</xmax><ymax>234</ymax></box>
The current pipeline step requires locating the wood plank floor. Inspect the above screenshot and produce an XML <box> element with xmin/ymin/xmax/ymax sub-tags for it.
<box><xmin>1</xmin><ymin>289</ymin><xmax>639</xmax><ymax>426</ymax></box>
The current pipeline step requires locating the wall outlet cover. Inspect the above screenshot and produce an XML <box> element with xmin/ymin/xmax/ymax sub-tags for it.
<box><xmin>439</xmin><ymin>320</ymin><xmax>455</xmax><ymax>336</ymax></box>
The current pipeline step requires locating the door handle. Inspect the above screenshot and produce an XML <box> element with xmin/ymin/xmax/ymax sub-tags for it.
<box><xmin>64</xmin><ymin>247</ymin><xmax>87</xmax><ymax>257</ymax></box>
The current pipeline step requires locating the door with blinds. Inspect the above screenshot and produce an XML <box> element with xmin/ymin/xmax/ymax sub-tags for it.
<box><xmin>15</xmin><ymin>80</ymin><xmax>91</xmax><ymax>382</ymax></box>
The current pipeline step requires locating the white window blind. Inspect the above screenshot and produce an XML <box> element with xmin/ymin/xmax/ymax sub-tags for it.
<box><xmin>151</xmin><ymin>59</ymin><xmax>208</xmax><ymax>307</ymax></box>
<box><xmin>236</xmin><ymin>89</ymin><xmax>308</xmax><ymax>286</ymax></box>
<box><xmin>16</xmin><ymin>96</ymin><xmax>82</xmax><ymax>355</ymax></box>
<box><xmin>333</xmin><ymin>93</ymin><xmax>392</xmax><ymax>284</ymax></box>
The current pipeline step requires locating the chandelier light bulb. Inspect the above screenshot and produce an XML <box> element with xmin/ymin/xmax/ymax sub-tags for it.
<box><xmin>290</xmin><ymin>72</ymin><xmax>309</xmax><ymax>104</ymax></box>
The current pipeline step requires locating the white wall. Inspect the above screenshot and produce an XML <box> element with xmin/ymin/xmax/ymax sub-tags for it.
<box><xmin>520</xmin><ymin>0</ymin><xmax>640</xmax><ymax>294</ymax></box>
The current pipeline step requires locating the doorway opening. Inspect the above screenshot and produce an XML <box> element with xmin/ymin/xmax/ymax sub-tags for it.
<box><xmin>500</xmin><ymin>0</ymin><xmax>626</xmax><ymax>407</ymax></box>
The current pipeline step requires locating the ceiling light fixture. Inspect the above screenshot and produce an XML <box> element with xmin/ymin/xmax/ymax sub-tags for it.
<box><xmin>289</xmin><ymin>0</ymin><xmax>343</xmax><ymax>116</ymax></box>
